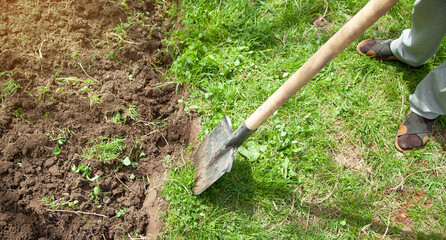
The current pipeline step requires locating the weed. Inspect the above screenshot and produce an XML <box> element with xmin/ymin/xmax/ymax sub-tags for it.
<box><xmin>178</xmin><ymin>99</ymin><xmax>199</xmax><ymax>114</ymax></box>
<box><xmin>81</xmin><ymin>137</ymin><xmax>126</xmax><ymax>163</ymax></box>
<box><xmin>122</xmin><ymin>156</ymin><xmax>138</xmax><ymax>168</ymax></box>
<box><xmin>11</xmin><ymin>108</ymin><xmax>31</xmax><ymax>124</ymax></box>
<box><xmin>42</xmin><ymin>196</ymin><xmax>79</xmax><ymax>210</ymax></box>
<box><xmin>123</xmin><ymin>105</ymin><xmax>138</xmax><ymax>122</ymax></box>
<box><xmin>152</xmin><ymin>81</ymin><xmax>180</xmax><ymax>92</ymax></box>
<box><xmin>106</xmin><ymin>50</ymin><xmax>117</xmax><ymax>61</ymax></box>
<box><xmin>71</xmin><ymin>163</ymin><xmax>99</xmax><ymax>182</ymax></box>
<box><xmin>71</xmin><ymin>50</ymin><xmax>79</xmax><ymax>60</ymax></box>
<box><xmin>114</xmin><ymin>22</ymin><xmax>130</xmax><ymax>36</ymax></box>
<box><xmin>106</xmin><ymin>0</ymin><xmax>128</xmax><ymax>10</ymax></box>
<box><xmin>0</xmin><ymin>70</ymin><xmax>21</xmax><ymax>98</ymax></box>
<box><xmin>44</xmin><ymin>112</ymin><xmax>50</xmax><ymax>122</ymax></box>
<box><xmin>115</xmin><ymin>207</ymin><xmax>126</xmax><ymax>218</ymax></box>
<box><xmin>89</xmin><ymin>93</ymin><xmax>103</xmax><ymax>108</ymax></box>
<box><xmin>47</xmin><ymin>127</ymin><xmax>76</xmax><ymax>155</ymax></box>
<box><xmin>105</xmin><ymin>105</ymin><xmax>138</xmax><ymax>125</ymax></box>
<box><xmin>56</xmin><ymin>87</ymin><xmax>65</xmax><ymax>93</ymax></box>
<box><xmin>111</xmin><ymin>111</ymin><xmax>123</xmax><ymax>124</ymax></box>
<box><xmin>120</xmin><ymin>141</ymin><xmax>145</xmax><ymax>171</ymax></box>
<box><xmin>88</xmin><ymin>52</ymin><xmax>97</xmax><ymax>70</ymax></box>
<box><xmin>52</xmin><ymin>145</ymin><xmax>61</xmax><ymax>155</ymax></box>
<box><xmin>36</xmin><ymin>84</ymin><xmax>50</xmax><ymax>101</ymax></box>
<box><xmin>161</xmin><ymin>155</ymin><xmax>173</xmax><ymax>169</ymax></box>
<box><xmin>90</xmin><ymin>185</ymin><xmax>103</xmax><ymax>205</ymax></box>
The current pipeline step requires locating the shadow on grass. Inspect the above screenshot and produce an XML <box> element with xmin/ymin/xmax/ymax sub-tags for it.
<box><xmin>300</xmin><ymin>201</ymin><xmax>446</xmax><ymax>239</ymax></box>
<box><xmin>199</xmin><ymin>158</ymin><xmax>293</xmax><ymax>215</ymax></box>
<box><xmin>198</xmin><ymin>155</ymin><xmax>444</xmax><ymax>239</ymax></box>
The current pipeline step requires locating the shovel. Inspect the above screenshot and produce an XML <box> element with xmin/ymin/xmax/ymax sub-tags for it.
<box><xmin>193</xmin><ymin>0</ymin><xmax>399</xmax><ymax>195</ymax></box>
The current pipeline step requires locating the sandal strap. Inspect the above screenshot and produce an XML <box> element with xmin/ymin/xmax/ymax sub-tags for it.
<box><xmin>368</xmin><ymin>39</ymin><xmax>394</xmax><ymax>58</ymax></box>
<box><xmin>398</xmin><ymin>112</ymin><xmax>435</xmax><ymax>140</ymax></box>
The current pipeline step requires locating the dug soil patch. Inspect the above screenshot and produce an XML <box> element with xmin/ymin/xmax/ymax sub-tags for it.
<box><xmin>0</xmin><ymin>0</ymin><xmax>195</xmax><ymax>239</ymax></box>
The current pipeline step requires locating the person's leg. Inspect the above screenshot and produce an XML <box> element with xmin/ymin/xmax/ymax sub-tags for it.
<box><xmin>390</xmin><ymin>0</ymin><xmax>446</xmax><ymax>67</ymax></box>
<box><xmin>410</xmin><ymin>61</ymin><xmax>446</xmax><ymax>119</ymax></box>
<box><xmin>392</xmin><ymin>0</ymin><xmax>446</xmax><ymax>151</ymax></box>
<box><xmin>396</xmin><ymin>61</ymin><xmax>446</xmax><ymax>151</ymax></box>
<box><xmin>357</xmin><ymin>0</ymin><xmax>446</xmax><ymax>151</ymax></box>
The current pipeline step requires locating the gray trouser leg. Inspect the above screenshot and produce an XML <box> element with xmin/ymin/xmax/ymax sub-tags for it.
<box><xmin>410</xmin><ymin>62</ymin><xmax>446</xmax><ymax>119</ymax></box>
<box><xmin>389</xmin><ymin>0</ymin><xmax>446</xmax><ymax>119</ymax></box>
<box><xmin>390</xmin><ymin>0</ymin><xmax>446</xmax><ymax>67</ymax></box>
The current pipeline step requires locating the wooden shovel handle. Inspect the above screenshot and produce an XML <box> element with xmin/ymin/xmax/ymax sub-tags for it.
<box><xmin>245</xmin><ymin>0</ymin><xmax>399</xmax><ymax>130</ymax></box>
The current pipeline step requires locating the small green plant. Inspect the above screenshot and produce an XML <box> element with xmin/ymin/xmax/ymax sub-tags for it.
<box><xmin>55</xmin><ymin>87</ymin><xmax>65</xmax><ymax>93</ymax></box>
<box><xmin>89</xmin><ymin>93</ymin><xmax>103</xmax><ymax>108</ymax></box>
<box><xmin>110</xmin><ymin>111</ymin><xmax>122</xmax><ymax>124</ymax></box>
<box><xmin>81</xmin><ymin>137</ymin><xmax>126</xmax><ymax>163</ymax></box>
<box><xmin>161</xmin><ymin>155</ymin><xmax>173</xmax><ymax>168</ymax></box>
<box><xmin>122</xmin><ymin>156</ymin><xmax>138</xmax><ymax>168</ymax></box>
<box><xmin>81</xmin><ymin>85</ymin><xmax>90</xmax><ymax>92</ymax></box>
<box><xmin>71</xmin><ymin>163</ymin><xmax>100</xmax><ymax>182</ymax></box>
<box><xmin>53</xmin><ymin>145</ymin><xmax>61</xmax><ymax>155</ymax></box>
<box><xmin>42</xmin><ymin>196</ymin><xmax>79</xmax><ymax>210</ymax></box>
<box><xmin>44</xmin><ymin>112</ymin><xmax>50</xmax><ymax>122</ymax></box>
<box><xmin>114</xmin><ymin>22</ymin><xmax>130</xmax><ymax>36</ymax></box>
<box><xmin>11</xmin><ymin>108</ymin><xmax>31</xmax><ymax>124</ymax></box>
<box><xmin>106</xmin><ymin>50</ymin><xmax>117</xmax><ymax>61</ymax></box>
<box><xmin>119</xmin><ymin>0</ymin><xmax>128</xmax><ymax>10</ymax></box>
<box><xmin>115</xmin><ymin>207</ymin><xmax>126</xmax><ymax>218</ymax></box>
<box><xmin>124</xmin><ymin>105</ymin><xmax>138</xmax><ymax>121</ymax></box>
<box><xmin>106</xmin><ymin>0</ymin><xmax>129</xmax><ymax>10</ymax></box>
<box><xmin>36</xmin><ymin>84</ymin><xmax>50</xmax><ymax>101</ymax></box>
<box><xmin>71</xmin><ymin>50</ymin><xmax>79</xmax><ymax>60</ymax></box>
<box><xmin>47</xmin><ymin>127</ymin><xmax>76</xmax><ymax>155</ymax></box>
<box><xmin>105</xmin><ymin>105</ymin><xmax>138</xmax><ymax>125</ymax></box>
<box><xmin>90</xmin><ymin>185</ymin><xmax>103</xmax><ymax>205</ymax></box>
<box><xmin>1</xmin><ymin>71</ymin><xmax>21</xmax><ymax>98</ymax></box>
<box><xmin>88</xmin><ymin>53</ymin><xmax>97</xmax><ymax>70</ymax></box>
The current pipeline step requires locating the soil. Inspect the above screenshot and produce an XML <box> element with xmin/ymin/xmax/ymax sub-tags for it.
<box><xmin>0</xmin><ymin>0</ymin><xmax>196</xmax><ymax>239</ymax></box>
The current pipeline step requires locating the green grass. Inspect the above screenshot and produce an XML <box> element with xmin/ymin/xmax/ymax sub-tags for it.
<box><xmin>81</xmin><ymin>137</ymin><xmax>126</xmax><ymax>163</ymax></box>
<box><xmin>162</xmin><ymin>0</ymin><xmax>446</xmax><ymax>239</ymax></box>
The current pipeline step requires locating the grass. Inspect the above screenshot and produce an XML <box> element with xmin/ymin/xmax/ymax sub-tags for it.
<box><xmin>105</xmin><ymin>105</ymin><xmax>139</xmax><ymax>125</ymax></box>
<box><xmin>161</xmin><ymin>0</ymin><xmax>446</xmax><ymax>239</ymax></box>
<box><xmin>81</xmin><ymin>137</ymin><xmax>127</xmax><ymax>163</ymax></box>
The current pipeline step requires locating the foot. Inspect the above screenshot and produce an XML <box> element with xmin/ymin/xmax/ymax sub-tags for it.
<box><xmin>395</xmin><ymin>111</ymin><xmax>436</xmax><ymax>152</ymax></box>
<box><xmin>357</xmin><ymin>38</ymin><xmax>399</xmax><ymax>61</ymax></box>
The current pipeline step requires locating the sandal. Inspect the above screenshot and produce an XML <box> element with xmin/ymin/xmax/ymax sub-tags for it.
<box><xmin>395</xmin><ymin>111</ymin><xmax>436</xmax><ymax>152</ymax></box>
<box><xmin>357</xmin><ymin>38</ymin><xmax>399</xmax><ymax>61</ymax></box>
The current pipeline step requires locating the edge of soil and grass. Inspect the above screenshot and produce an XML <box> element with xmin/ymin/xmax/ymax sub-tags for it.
<box><xmin>161</xmin><ymin>0</ymin><xmax>446</xmax><ymax>239</ymax></box>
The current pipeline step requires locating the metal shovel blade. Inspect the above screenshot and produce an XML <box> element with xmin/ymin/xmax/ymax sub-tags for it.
<box><xmin>192</xmin><ymin>117</ymin><xmax>256</xmax><ymax>195</ymax></box>
<box><xmin>192</xmin><ymin>117</ymin><xmax>235</xmax><ymax>195</ymax></box>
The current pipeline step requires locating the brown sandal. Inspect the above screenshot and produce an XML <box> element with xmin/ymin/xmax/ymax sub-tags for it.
<box><xmin>395</xmin><ymin>111</ymin><xmax>436</xmax><ymax>152</ymax></box>
<box><xmin>357</xmin><ymin>38</ymin><xmax>399</xmax><ymax>61</ymax></box>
